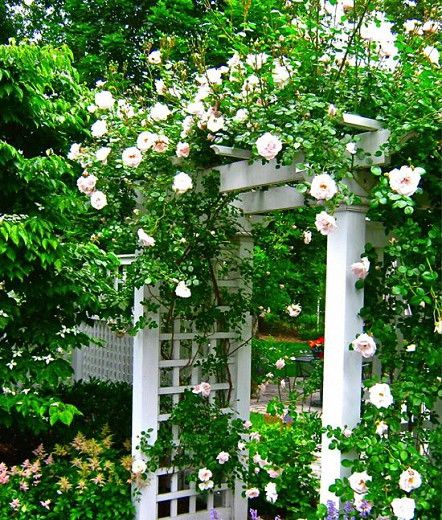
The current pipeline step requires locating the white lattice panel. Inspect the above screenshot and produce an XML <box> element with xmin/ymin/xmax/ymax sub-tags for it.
<box><xmin>73</xmin><ymin>321</ymin><xmax>133</xmax><ymax>384</ymax></box>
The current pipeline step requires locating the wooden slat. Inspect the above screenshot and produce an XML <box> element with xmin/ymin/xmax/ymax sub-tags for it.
<box><xmin>238</xmin><ymin>185</ymin><xmax>305</xmax><ymax>214</ymax></box>
<box><xmin>342</xmin><ymin>113</ymin><xmax>384</xmax><ymax>131</ymax></box>
<box><xmin>211</xmin><ymin>145</ymin><xmax>251</xmax><ymax>159</ymax></box>
<box><xmin>159</xmin><ymin>332</ymin><xmax>236</xmax><ymax>341</ymax></box>
<box><xmin>158</xmin><ymin>382</ymin><xmax>230</xmax><ymax>395</ymax></box>
<box><xmin>351</xmin><ymin>129</ymin><xmax>391</xmax><ymax>167</ymax></box>
<box><xmin>217</xmin><ymin>153</ymin><xmax>305</xmax><ymax>193</ymax></box>
<box><xmin>157</xmin><ymin>485</ymin><xmax>229</xmax><ymax>502</ymax></box>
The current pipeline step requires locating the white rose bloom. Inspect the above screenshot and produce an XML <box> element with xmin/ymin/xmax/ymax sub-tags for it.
<box><xmin>245</xmin><ymin>488</ymin><xmax>260</xmax><ymax>499</ymax></box>
<box><xmin>423</xmin><ymin>45</ymin><xmax>440</xmax><ymax>65</ymax></box>
<box><xmin>138</xmin><ymin>229</ymin><xmax>155</xmax><ymax>247</ymax></box>
<box><xmin>150</xmin><ymin>102</ymin><xmax>171</xmax><ymax>121</ymax></box>
<box><xmin>310</xmin><ymin>173</ymin><xmax>338</xmax><ymax>201</ymax></box>
<box><xmin>87</xmin><ymin>104</ymin><xmax>97</xmax><ymax>113</ymax></box>
<box><xmin>349</xmin><ymin>471</ymin><xmax>372</xmax><ymax>494</ymax></box>
<box><xmin>198</xmin><ymin>480</ymin><xmax>214</xmax><ymax>491</ymax></box>
<box><xmin>265</xmin><ymin>482</ymin><xmax>278</xmax><ymax>503</ymax></box>
<box><xmin>153</xmin><ymin>135</ymin><xmax>170</xmax><ymax>153</ymax></box>
<box><xmin>435</xmin><ymin>320</ymin><xmax>442</xmax><ymax>334</ymax></box>
<box><xmin>246</xmin><ymin>53</ymin><xmax>268</xmax><ymax>70</ymax></box>
<box><xmin>422</xmin><ymin>21</ymin><xmax>438</xmax><ymax>34</ymax></box>
<box><xmin>91</xmin><ymin>120</ymin><xmax>108</xmax><ymax>138</ymax></box>
<box><xmin>391</xmin><ymin>497</ymin><xmax>415</xmax><ymax>520</ymax></box>
<box><xmin>346</xmin><ymin>142</ymin><xmax>358</xmax><ymax>155</ymax></box>
<box><xmin>242</xmin><ymin>74</ymin><xmax>260</xmax><ymax>95</ymax></box>
<box><xmin>198</xmin><ymin>468</ymin><xmax>213</xmax><ymax>482</ymax></box>
<box><xmin>175</xmin><ymin>281</ymin><xmax>191</xmax><ymax>298</ymax></box>
<box><xmin>388</xmin><ymin>166</ymin><xmax>423</xmax><ymax>196</ymax></box>
<box><xmin>351</xmin><ymin>257</ymin><xmax>370</xmax><ymax>279</ymax></box>
<box><xmin>186</xmin><ymin>101</ymin><xmax>205</xmax><ymax>116</ymax></box>
<box><xmin>207</xmin><ymin>114</ymin><xmax>225</xmax><ymax>133</ymax></box>
<box><xmin>205</xmin><ymin>67</ymin><xmax>223</xmax><ymax>85</ymax></box>
<box><xmin>352</xmin><ymin>333</ymin><xmax>377</xmax><ymax>358</ymax></box>
<box><xmin>94</xmin><ymin>91</ymin><xmax>115</xmax><ymax>110</ymax></box>
<box><xmin>155</xmin><ymin>79</ymin><xmax>167</xmax><ymax>95</ymax></box>
<box><xmin>272</xmin><ymin>62</ymin><xmax>291</xmax><ymax>86</ymax></box>
<box><xmin>368</xmin><ymin>383</ymin><xmax>394</xmax><ymax>409</ymax></box>
<box><xmin>122</xmin><ymin>147</ymin><xmax>142</xmax><ymax>168</ymax></box>
<box><xmin>216</xmin><ymin>451</ymin><xmax>230</xmax><ymax>464</ymax></box>
<box><xmin>77</xmin><ymin>174</ymin><xmax>97</xmax><ymax>195</ymax></box>
<box><xmin>132</xmin><ymin>459</ymin><xmax>147</xmax><ymax>474</ymax></box>
<box><xmin>315</xmin><ymin>211</ymin><xmax>337</xmax><ymax>235</ymax></box>
<box><xmin>275</xmin><ymin>358</ymin><xmax>285</xmax><ymax>370</ymax></box>
<box><xmin>375</xmin><ymin>420</ymin><xmax>389</xmax><ymax>437</ymax></box>
<box><xmin>176</xmin><ymin>142</ymin><xmax>190</xmax><ymax>158</ymax></box>
<box><xmin>95</xmin><ymin>147</ymin><xmax>111</xmax><ymax>163</ymax></box>
<box><xmin>403</xmin><ymin>19</ymin><xmax>420</xmax><ymax>33</ymax></box>
<box><xmin>68</xmin><ymin>143</ymin><xmax>81</xmax><ymax>160</ymax></box>
<box><xmin>137</xmin><ymin>131</ymin><xmax>157</xmax><ymax>151</ymax></box>
<box><xmin>399</xmin><ymin>468</ymin><xmax>422</xmax><ymax>492</ymax></box>
<box><xmin>256</xmin><ymin>132</ymin><xmax>283</xmax><ymax>160</ymax></box>
<box><xmin>303</xmin><ymin>230</ymin><xmax>312</xmax><ymax>244</ymax></box>
<box><xmin>147</xmin><ymin>50</ymin><xmax>161</xmax><ymax>64</ymax></box>
<box><xmin>172</xmin><ymin>172</ymin><xmax>193</xmax><ymax>194</ymax></box>
<box><xmin>90</xmin><ymin>190</ymin><xmax>107</xmax><ymax>210</ymax></box>
<box><xmin>96</xmin><ymin>80</ymin><xmax>106</xmax><ymax>87</ymax></box>
<box><xmin>287</xmin><ymin>303</ymin><xmax>302</xmax><ymax>317</ymax></box>
<box><xmin>406</xmin><ymin>344</ymin><xmax>416</xmax><ymax>352</ymax></box>
<box><xmin>233</xmin><ymin>109</ymin><xmax>249</xmax><ymax>123</ymax></box>
<box><xmin>327</xmin><ymin>104</ymin><xmax>338</xmax><ymax>116</ymax></box>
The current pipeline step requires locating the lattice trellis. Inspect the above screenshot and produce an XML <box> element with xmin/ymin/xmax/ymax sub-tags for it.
<box><xmin>72</xmin><ymin>239</ymin><xmax>252</xmax><ymax>520</ymax></box>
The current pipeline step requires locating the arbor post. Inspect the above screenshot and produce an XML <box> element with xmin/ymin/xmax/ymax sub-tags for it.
<box><xmin>132</xmin><ymin>284</ymin><xmax>160</xmax><ymax>520</ymax></box>
<box><xmin>320</xmin><ymin>206</ymin><xmax>367</xmax><ymax>505</ymax></box>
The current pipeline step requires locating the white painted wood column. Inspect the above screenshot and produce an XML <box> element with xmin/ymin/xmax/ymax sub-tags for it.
<box><xmin>132</xmin><ymin>284</ymin><xmax>160</xmax><ymax>520</ymax></box>
<box><xmin>320</xmin><ymin>206</ymin><xmax>367</xmax><ymax>505</ymax></box>
<box><xmin>233</xmin><ymin>233</ymin><xmax>253</xmax><ymax>520</ymax></box>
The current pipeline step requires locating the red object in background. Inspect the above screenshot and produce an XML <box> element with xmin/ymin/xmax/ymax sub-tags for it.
<box><xmin>309</xmin><ymin>336</ymin><xmax>324</xmax><ymax>359</ymax></box>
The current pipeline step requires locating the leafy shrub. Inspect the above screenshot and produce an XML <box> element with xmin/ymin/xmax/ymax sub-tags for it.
<box><xmin>0</xmin><ymin>429</ymin><xmax>134</xmax><ymax>519</ymax></box>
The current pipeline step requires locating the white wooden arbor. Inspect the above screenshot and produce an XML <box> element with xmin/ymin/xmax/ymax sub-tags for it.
<box><xmin>73</xmin><ymin>112</ymin><xmax>390</xmax><ymax>519</ymax></box>
<box><xmin>213</xmin><ymin>113</ymin><xmax>389</xmax><ymax>508</ymax></box>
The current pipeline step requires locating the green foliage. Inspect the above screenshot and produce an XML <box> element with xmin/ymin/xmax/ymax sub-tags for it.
<box><xmin>0</xmin><ymin>42</ymin><xmax>119</xmax><ymax>428</ymax></box>
<box><xmin>0</xmin><ymin>430</ymin><xmax>134</xmax><ymax>519</ymax></box>
<box><xmin>247</xmin><ymin>411</ymin><xmax>322</xmax><ymax>519</ymax></box>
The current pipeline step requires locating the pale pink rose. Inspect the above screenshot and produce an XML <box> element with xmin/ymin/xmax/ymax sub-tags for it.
<box><xmin>327</xmin><ymin>104</ymin><xmax>338</xmax><ymax>116</ymax></box>
<box><xmin>77</xmin><ymin>174</ymin><xmax>97</xmax><ymax>195</ymax></box>
<box><xmin>122</xmin><ymin>147</ymin><xmax>142</xmax><ymax>168</ymax></box>
<box><xmin>351</xmin><ymin>257</ymin><xmax>370</xmax><ymax>279</ymax></box>
<box><xmin>287</xmin><ymin>303</ymin><xmax>301</xmax><ymax>317</ymax></box>
<box><xmin>275</xmin><ymin>358</ymin><xmax>285</xmax><ymax>370</ymax></box>
<box><xmin>352</xmin><ymin>333</ymin><xmax>376</xmax><ymax>358</ymax></box>
<box><xmin>216</xmin><ymin>451</ymin><xmax>230</xmax><ymax>464</ymax></box>
<box><xmin>256</xmin><ymin>132</ymin><xmax>283</xmax><ymax>160</ymax></box>
<box><xmin>346</xmin><ymin>142</ymin><xmax>357</xmax><ymax>155</ymax></box>
<box><xmin>238</xmin><ymin>441</ymin><xmax>246</xmax><ymax>450</ymax></box>
<box><xmin>245</xmin><ymin>488</ymin><xmax>260</xmax><ymax>499</ymax></box>
<box><xmin>310</xmin><ymin>173</ymin><xmax>338</xmax><ymax>201</ymax></box>
<box><xmin>272</xmin><ymin>62</ymin><xmax>291</xmax><ymax>86</ymax></box>
<box><xmin>150</xmin><ymin>102</ymin><xmax>171</xmax><ymax>121</ymax></box>
<box><xmin>175</xmin><ymin>281</ymin><xmax>191</xmax><ymax>298</ymax></box>
<box><xmin>205</xmin><ymin>67</ymin><xmax>223</xmax><ymax>85</ymax></box>
<box><xmin>176</xmin><ymin>142</ymin><xmax>190</xmax><ymax>158</ymax></box>
<box><xmin>137</xmin><ymin>131</ymin><xmax>157</xmax><ymax>151</ymax></box>
<box><xmin>303</xmin><ymin>230</ymin><xmax>312</xmax><ymax>244</ymax></box>
<box><xmin>94</xmin><ymin>91</ymin><xmax>114</xmax><ymax>110</ymax></box>
<box><xmin>315</xmin><ymin>211</ymin><xmax>337</xmax><ymax>235</ymax></box>
<box><xmin>349</xmin><ymin>471</ymin><xmax>372</xmax><ymax>494</ymax></box>
<box><xmin>391</xmin><ymin>497</ymin><xmax>415</xmax><ymax>520</ymax></box>
<box><xmin>241</xmin><ymin>74</ymin><xmax>260</xmax><ymax>95</ymax></box>
<box><xmin>388</xmin><ymin>166</ymin><xmax>423</xmax><ymax>197</ymax></box>
<box><xmin>147</xmin><ymin>50</ymin><xmax>161</xmax><ymax>64</ymax></box>
<box><xmin>153</xmin><ymin>135</ymin><xmax>170</xmax><ymax>153</ymax></box>
<box><xmin>243</xmin><ymin>420</ymin><xmax>252</xmax><ymax>429</ymax></box>
<box><xmin>199</xmin><ymin>382</ymin><xmax>211</xmax><ymax>397</ymax></box>
<box><xmin>399</xmin><ymin>468</ymin><xmax>422</xmax><ymax>492</ymax></box>
<box><xmin>422</xmin><ymin>21</ymin><xmax>438</xmax><ymax>34</ymax></box>
<box><xmin>137</xmin><ymin>229</ymin><xmax>155</xmax><ymax>247</ymax></box>
<box><xmin>267</xmin><ymin>468</ymin><xmax>282</xmax><ymax>478</ymax></box>
<box><xmin>343</xmin><ymin>428</ymin><xmax>352</xmax><ymax>438</ymax></box>
<box><xmin>198</xmin><ymin>480</ymin><xmax>214</xmax><ymax>490</ymax></box>
<box><xmin>250</xmin><ymin>432</ymin><xmax>261</xmax><ymax>442</ymax></box>
<box><xmin>172</xmin><ymin>172</ymin><xmax>192</xmax><ymax>194</ymax></box>
<box><xmin>132</xmin><ymin>459</ymin><xmax>147</xmax><ymax>474</ymax></box>
<box><xmin>155</xmin><ymin>79</ymin><xmax>166</xmax><ymax>95</ymax></box>
<box><xmin>186</xmin><ymin>101</ymin><xmax>205</xmax><ymax>116</ymax></box>
<box><xmin>198</xmin><ymin>468</ymin><xmax>213</xmax><ymax>482</ymax></box>
<box><xmin>368</xmin><ymin>383</ymin><xmax>393</xmax><ymax>409</ymax></box>
<box><xmin>90</xmin><ymin>191</ymin><xmax>107</xmax><ymax>210</ymax></box>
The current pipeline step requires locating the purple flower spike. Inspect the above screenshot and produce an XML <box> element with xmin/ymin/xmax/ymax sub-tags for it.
<box><xmin>326</xmin><ymin>500</ymin><xmax>339</xmax><ymax>520</ymax></box>
<box><xmin>209</xmin><ymin>509</ymin><xmax>220</xmax><ymax>520</ymax></box>
<box><xmin>249</xmin><ymin>509</ymin><xmax>259</xmax><ymax>520</ymax></box>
